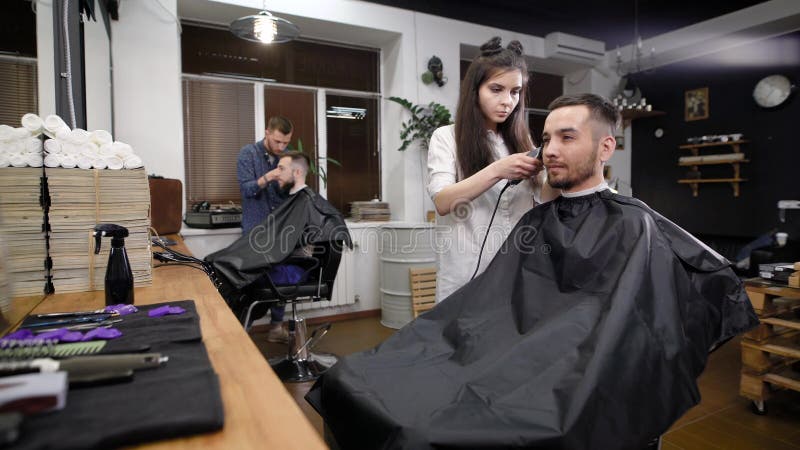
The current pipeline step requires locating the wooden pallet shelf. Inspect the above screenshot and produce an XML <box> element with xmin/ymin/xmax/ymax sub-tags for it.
<box><xmin>740</xmin><ymin>280</ymin><xmax>800</xmax><ymax>414</ymax></box>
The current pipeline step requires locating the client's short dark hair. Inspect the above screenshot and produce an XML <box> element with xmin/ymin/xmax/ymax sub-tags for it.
<box><xmin>548</xmin><ymin>93</ymin><xmax>620</xmax><ymax>135</ymax></box>
<box><xmin>281</xmin><ymin>150</ymin><xmax>310</xmax><ymax>174</ymax></box>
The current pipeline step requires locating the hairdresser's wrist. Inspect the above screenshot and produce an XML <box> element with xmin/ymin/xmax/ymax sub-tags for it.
<box><xmin>486</xmin><ymin>160</ymin><xmax>503</xmax><ymax>182</ymax></box>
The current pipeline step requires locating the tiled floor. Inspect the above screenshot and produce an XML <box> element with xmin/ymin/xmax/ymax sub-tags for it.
<box><xmin>251</xmin><ymin>317</ymin><xmax>800</xmax><ymax>449</ymax></box>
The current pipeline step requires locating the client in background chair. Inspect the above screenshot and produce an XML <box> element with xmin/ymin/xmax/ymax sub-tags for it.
<box><xmin>207</xmin><ymin>151</ymin><xmax>351</xmax><ymax>323</ymax></box>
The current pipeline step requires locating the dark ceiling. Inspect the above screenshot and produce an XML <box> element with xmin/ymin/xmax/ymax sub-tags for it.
<box><xmin>363</xmin><ymin>0</ymin><xmax>770</xmax><ymax>50</ymax></box>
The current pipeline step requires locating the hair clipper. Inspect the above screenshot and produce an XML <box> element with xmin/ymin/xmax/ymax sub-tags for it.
<box><xmin>508</xmin><ymin>146</ymin><xmax>542</xmax><ymax>185</ymax></box>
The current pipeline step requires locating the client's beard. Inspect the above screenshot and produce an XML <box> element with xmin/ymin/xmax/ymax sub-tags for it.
<box><xmin>548</xmin><ymin>148</ymin><xmax>598</xmax><ymax>191</ymax></box>
<box><xmin>279</xmin><ymin>179</ymin><xmax>295</xmax><ymax>195</ymax></box>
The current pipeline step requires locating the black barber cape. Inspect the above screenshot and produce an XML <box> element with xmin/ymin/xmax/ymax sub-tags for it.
<box><xmin>205</xmin><ymin>187</ymin><xmax>352</xmax><ymax>290</ymax></box>
<box><xmin>306</xmin><ymin>190</ymin><xmax>758</xmax><ymax>450</ymax></box>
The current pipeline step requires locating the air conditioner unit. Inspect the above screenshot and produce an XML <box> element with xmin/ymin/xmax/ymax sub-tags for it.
<box><xmin>544</xmin><ymin>32</ymin><xmax>605</xmax><ymax>65</ymax></box>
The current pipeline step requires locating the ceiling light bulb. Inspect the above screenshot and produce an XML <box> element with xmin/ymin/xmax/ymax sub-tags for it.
<box><xmin>254</xmin><ymin>17</ymin><xmax>278</xmax><ymax>43</ymax></box>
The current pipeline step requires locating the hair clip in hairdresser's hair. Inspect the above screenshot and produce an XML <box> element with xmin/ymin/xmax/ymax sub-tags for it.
<box><xmin>480</xmin><ymin>36</ymin><xmax>504</xmax><ymax>56</ymax></box>
<box><xmin>506</xmin><ymin>40</ymin><xmax>523</xmax><ymax>56</ymax></box>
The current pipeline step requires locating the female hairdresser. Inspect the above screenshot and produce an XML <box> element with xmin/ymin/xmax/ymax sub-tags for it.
<box><xmin>428</xmin><ymin>36</ymin><xmax>558</xmax><ymax>301</ymax></box>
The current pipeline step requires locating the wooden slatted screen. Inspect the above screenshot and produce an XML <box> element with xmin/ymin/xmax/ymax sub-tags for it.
<box><xmin>410</xmin><ymin>267</ymin><xmax>437</xmax><ymax>318</ymax></box>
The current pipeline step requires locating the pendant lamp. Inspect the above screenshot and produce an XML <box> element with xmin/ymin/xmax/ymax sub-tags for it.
<box><xmin>229</xmin><ymin>2</ymin><xmax>299</xmax><ymax>44</ymax></box>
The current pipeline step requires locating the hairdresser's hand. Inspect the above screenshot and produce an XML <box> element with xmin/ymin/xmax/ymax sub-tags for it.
<box><xmin>491</xmin><ymin>153</ymin><xmax>540</xmax><ymax>181</ymax></box>
<box><xmin>258</xmin><ymin>168</ymin><xmax>279</xmax><ymax>188</ymax></box>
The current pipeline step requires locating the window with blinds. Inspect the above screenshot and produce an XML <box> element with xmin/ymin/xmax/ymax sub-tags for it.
<box><xmin>182</xmin><ymin>79</ymin><xmax>255</xmax><ymax>205</ymax></box>
<box><xmin>0</xmin><ymin>58</ymin><xmax>37</xmax><ymax>128</ymax></box>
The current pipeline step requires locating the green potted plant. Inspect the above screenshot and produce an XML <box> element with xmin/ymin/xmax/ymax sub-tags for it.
<box><xmin>292</xmin><ymin>139</ymin><xmax>341</xmax><ymax>188</ymax></box>
<box><xmin>388</xmin><ymin>97</ymin><xmax>453</xmax><ymax>151</ymax></box>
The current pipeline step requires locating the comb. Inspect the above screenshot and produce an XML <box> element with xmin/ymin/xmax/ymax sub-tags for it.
<box><xmin>0</xmin><ymin>340</ymin><xmax>107</xmax><ymax>359</ymax></box>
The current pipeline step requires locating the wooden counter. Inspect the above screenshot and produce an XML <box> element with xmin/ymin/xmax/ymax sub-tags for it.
<box><xmin>27</xmin><ymin>237</ymin><xmax>327</xmax><ymax>449</ymax></box>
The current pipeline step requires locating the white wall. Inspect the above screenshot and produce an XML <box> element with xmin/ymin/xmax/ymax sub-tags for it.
<box><xmin>84</xmin><ymin>16</ymin><xmax>112</xmax><ymax>133</ymax></box>
<box><xmin>35</xmin><ymin>1</ymin><xmax>55</xmax><ymax>119</ymax></box>
<box><xmin>111</xmin><ymin>0</ymin><xmax>184</xmax><ymax>184</ymax></box>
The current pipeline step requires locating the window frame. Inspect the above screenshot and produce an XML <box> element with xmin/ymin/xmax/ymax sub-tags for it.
<box><xmin>182</xmin><ymin>73</ymin><xmax>382</xmax><ymax>208</ymax></box>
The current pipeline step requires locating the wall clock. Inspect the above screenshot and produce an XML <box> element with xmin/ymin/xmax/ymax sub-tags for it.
<box><xmin>753</xmin><ymin>74</ymin><xmax>794</xmax><ymax>108</ymax></box>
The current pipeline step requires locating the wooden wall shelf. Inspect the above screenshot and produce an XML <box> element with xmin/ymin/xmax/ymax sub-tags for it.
<box><xmin>679</xmin><ymin>140</ymin><xmax>749</xmax><ymax>155</ymax></box>
<box><xmin>676</xmin><ymin>140</ymin><xmax>749</xmax><ymax>197</ymax></box>
<box><xmin>678</xmin><ymin>159</ymin><xmax>749</xmax><ymax>167</ymax></box>
<box><xmin>677</xmin><ymin>178</ymin><xmax>747</xmax><ymax>197</ymax></box>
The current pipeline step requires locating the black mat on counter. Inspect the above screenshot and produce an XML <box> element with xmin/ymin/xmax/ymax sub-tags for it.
<box><xmin>13</xmin><ymin>300</ymin><xmax>224</xmax><ymax>449</ymax></box>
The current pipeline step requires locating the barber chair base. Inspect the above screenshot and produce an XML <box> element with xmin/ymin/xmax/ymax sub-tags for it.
<box><xmin>269</xmin><ymin>352</ymin><xmax>338</xmax><ymax>383</ymax></box>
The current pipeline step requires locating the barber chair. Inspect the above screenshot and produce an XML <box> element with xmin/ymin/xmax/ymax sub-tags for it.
<box><xmin>235</xmin><ymin>240</ymin><xmax>345</xmax><ymax>382</ymax></box>
<box><xmin>153</xmin><ymin>239</ymin><xmax>345</xmax><ymax>383</ymax></box>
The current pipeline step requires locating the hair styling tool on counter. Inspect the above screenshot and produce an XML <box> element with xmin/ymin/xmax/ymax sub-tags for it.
<box><xmin>19</xmin><ymin>314</ymin><xmax>113</xmax><ymax>330</ymax></box>
<box><xmin>0</xmin><ymin>341</ymin><xmax>108</xmax><ymax>359</ymax></box>
<box><xmin>94</xmin><ymin>224</ymin><xmax>134</xmax><ymax>306</ymax></box>
<box><xmin>0</xmin><ymin>353</ymin><xmax>168</xmax><ymax>385</ymax></box>
<box><xmin>33</xmin><ymin>309</ymin><xmax>116</xmax><ymax>319</ymax></box>
<box><xmin>31</xmin><ymin>318</ymin><xmax>123</xmax><ymax>333</ymax></box>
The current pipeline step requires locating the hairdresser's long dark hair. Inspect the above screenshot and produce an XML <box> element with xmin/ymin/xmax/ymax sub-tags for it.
<box><xmin>455</xmin><ymin>37</ymin><xmax>531</xmax><ymax>180</ymax></box>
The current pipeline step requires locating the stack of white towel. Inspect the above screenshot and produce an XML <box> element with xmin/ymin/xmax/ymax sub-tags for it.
<box><xmin>0</xmin><ymin>113</ymin><xmax>143</xmax><ymax>170</ymax></box>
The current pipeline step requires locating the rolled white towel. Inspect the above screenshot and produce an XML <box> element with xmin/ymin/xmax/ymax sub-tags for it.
<box><xmin>78</xmin><ymin>142</ymin><xmax>99</xmax><ymax>157</ymax></box>
<box><xmin>44</xmin><ymin>125</ymin><xmax>68</xmax><ymax>140</ymax></box>
<box><xmin>67</xmin><ymin>128</ymin><xmax>90</xmax><ymax>145</ymax></box>
<box><xmin>9</xmin><ymin>153</ymin><xmax>27</xmax><ymax>168</ymax></box>
<box><xmin>44</xmin><ymin>154</ymin><xmax>62</xmax><ymax>168</ymax></box>
<box><xmin>98</xmin><ymin>142</ymin><xmax>115</xmax><ymax>157</ymax></box>
<box><xmin>25</xmin><ymin>153</ymin><xmax>43</xmax><ymax>168</ymax></box>
<box><xmin>0</xmin><ymin>125</ymin><xmax>13</xmax><ymax>141</ymax></box>
<box><xmin>13</xmin><ymin>128</ymin><xmax>31</xmax><ymax>140</ymax></box>
<box><xmin>21</xmin><ymin>113</ymin><xmax>43</xmax><ymax>135</ymax></box>
<box><xmin>77</xmin><ymin>155</ymin><xmax>94</xmax><ymax>170</ymax></box>
<box><xmin>43</xmin><ymin>139</ymin><xmax>61</xmax><ymax>154</ymax></box>
<box><xmin>55</xmin><ymin>127</ymin><xmax>71</xmax><ymax>142</ymax></box>
<box><xmin>25</xmin><ymin>137</ymin><xmax>42</xmax><ymax>154</ymax></box>
<box><xmin>111</xmin><ymin>141</ymin><xmax>133</xmax><ymax>157</ymax></box>
<box><xmin>60</xmin><ymin>155</ymin><xmax>78</xmax><ymax>169</ymax></box>
<box><xmin>0</xmin><ymin>153</ymin><xmax>9</xmax><ymax>167</ymax></box>
<box><xmin>5</xmin><ymin>140</ymin><xmax>24</xmax><ymax>154</ymax></box>
<box><xmin>90</xmin><ymin>130</ymin><xmax>113</xmax><ymax>146</ymax></box>
<box><xmin>44</xmin><ymin>115</ymin><xmax>67</xmax><ymax>134</ymax></box>
<box><xmin>123</xmin><ymin>154</ymin><xmax>143</xmax><ymax>169</ymax></box>
<box><xmin>104</xmin><ymin>155</ymin><xmax>124</xmax><ymax>170</ymax></box>
<box><xmin>92</xmin><ymin>158</ymin><xmax>108</xmax><ymax>170</ymax></box>
<box><xmin>60</xmin><ymin>142</ymin><xmax>80</xmax><ymax>156</ymax></box>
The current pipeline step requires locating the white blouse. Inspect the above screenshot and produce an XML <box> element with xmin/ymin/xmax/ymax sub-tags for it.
<box><xmin>427</xmin><ymin>124</ymin><xmax>541</xmax><ymax>302</ymax></box>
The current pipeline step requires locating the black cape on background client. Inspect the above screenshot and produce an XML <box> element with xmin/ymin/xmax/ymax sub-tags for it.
<box><xmin>307</xmin><ymin>190</ymin><xmax>758</xmax><ymax>450</ymax></box>
<box><xmin>205</xmin><ymin>187</ymin><xmax>352</xmax><ymax>314</ymax></box>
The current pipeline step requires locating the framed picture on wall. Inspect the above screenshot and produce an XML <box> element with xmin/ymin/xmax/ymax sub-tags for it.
<box><xmin>685</xmin><ymin>87</ymin><xmax>709</xmax><ymax>121</ymax></box>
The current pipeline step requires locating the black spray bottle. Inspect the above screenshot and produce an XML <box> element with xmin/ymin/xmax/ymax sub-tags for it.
<box><xmin>93</xmin><ymin>224</ymin><xmax>134</xmax><ymax>305</ymax></box>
